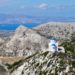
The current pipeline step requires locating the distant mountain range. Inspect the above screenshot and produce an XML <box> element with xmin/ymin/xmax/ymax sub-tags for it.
<box><xmin>0</xmin><ymin>14</ymin><xmax>75</xmax><ymax>24</ymax></box>
<box><xmin>0</xmin><ymin>14</ymin><xmax>49</xmax><ymax>24</ymax></box>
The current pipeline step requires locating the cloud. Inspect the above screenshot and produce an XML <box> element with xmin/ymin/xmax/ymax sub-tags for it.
<box><xmin>36</xmin><ymin>4</ymin><xmax>75</xmax><ymax>11</ymax></box>
<box><xmin>37</xmin><ymin>3</ymin><xmax>48</xmax><ymax>10</ymax></box>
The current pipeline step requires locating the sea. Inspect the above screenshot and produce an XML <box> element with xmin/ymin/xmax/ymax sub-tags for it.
<box><xmin>0</xmin><ymin>23</ymin><xmax>39</xmax><ymax>30</ymax></box>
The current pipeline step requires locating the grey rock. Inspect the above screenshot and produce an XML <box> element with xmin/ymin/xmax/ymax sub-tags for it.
<box><xmin>6</xmin><ymin>25</ymin><xmax>49</xmax><ymax>56</ymax></box>
<box><xmin>10</xmin><ymin>51</ymin><xmax>75</xmax><ymax>75</ymax></box>
<box><xmin>0</xmin><ymin>64</ymin><xmax>9</xmax><ymax>75</ymax></box>
<box><xmin>33</xmin><ymin>22</ymin><xmax>75</xmax><ymax>40</ymax></box>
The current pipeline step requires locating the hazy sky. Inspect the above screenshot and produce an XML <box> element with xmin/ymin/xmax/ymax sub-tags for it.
<box><xmin>0</xmin><ymin>0</ymin><xmax>75</xmax><ymax>17</ymax></box>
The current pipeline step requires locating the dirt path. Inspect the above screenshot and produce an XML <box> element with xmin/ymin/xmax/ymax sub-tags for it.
<box><xmin>0</xmin><ymin>56</ymin><xmax>25</xmax><ymax>65</ymax></box>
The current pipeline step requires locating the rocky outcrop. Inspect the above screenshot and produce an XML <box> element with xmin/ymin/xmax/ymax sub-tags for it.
<box><xmin>10</xmin><ymin>51</ymin><xmax>75</xmax><ymax>75</ymax></box>
<box><xmin>6</xmin><ymin>25</ymin><xmax>49</xmax><ymax>56</ymax></box>
<box><xmin>0</xmin><ymin>63</ymin><xmax>9</xmax><ymax>75</ymax></box>
<box><xmin>33</xmin><ymin>22</ymin><xmax>75</xmax><ymax>40</ymax></box>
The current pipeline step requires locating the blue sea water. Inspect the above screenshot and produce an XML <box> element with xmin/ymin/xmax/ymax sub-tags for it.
<box><xmin>0</xmin><ymin>23</ymin><xmax>39</xmax><ymax>30</ymax></box>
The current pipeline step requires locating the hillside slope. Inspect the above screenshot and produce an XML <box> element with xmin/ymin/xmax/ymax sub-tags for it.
<box><xmin>33</xmin><ymin>22</ymin><xmax>75</xmax><ymax>40</ymax></box>
<box><xmin>10</xmin><ymin>51</ymin><xmax>75</xmax><ymax>75</ymax></box>
<box><xmin>6</xmin><ymin>25</ymin><xmax>49</xmax><ymax>56</ymax></box>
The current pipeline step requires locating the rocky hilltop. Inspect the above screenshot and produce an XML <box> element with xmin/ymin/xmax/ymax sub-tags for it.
<box><xmin>0</xmin><ymin>23</ymin><xmax>75</xmax><ymax>75</ymax></box>
<box><xmin>6</xmin><ymin>25</ymin><xmax>49</xmax><ymax>56</ymax></box>
<box><xmin>34</xmin><ymin>22</ymin><xmax>75</xmax><ymax>40</ymax></box>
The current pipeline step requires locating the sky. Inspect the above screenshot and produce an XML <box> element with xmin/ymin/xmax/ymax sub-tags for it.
<box><xmin>0</xmin><ymin>0</ymin><xmax>75</xmax><ymax>17</ymax></box>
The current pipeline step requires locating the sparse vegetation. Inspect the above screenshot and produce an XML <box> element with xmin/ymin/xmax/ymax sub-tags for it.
<box><xmin>9</xmin><ymin>49</ymin><xmax>75</xmax><ymax>75</ymax></box>
<box><xmin>0</xmin><ymin>24</ymin><xmax>75</xmax><ymax>75</ymax></box>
